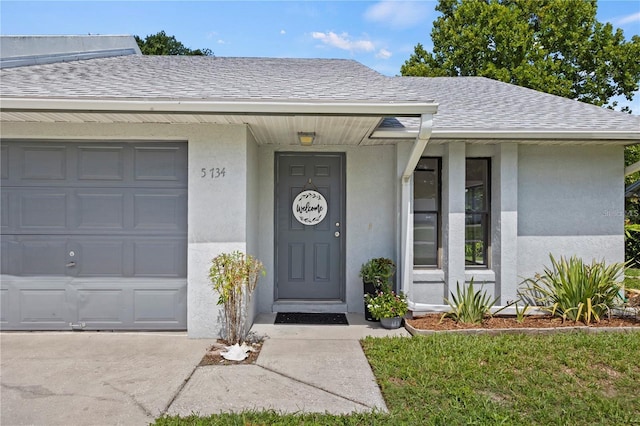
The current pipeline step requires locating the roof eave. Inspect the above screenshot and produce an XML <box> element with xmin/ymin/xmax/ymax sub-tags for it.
<box><xmin>0</xmin><ymin>97</ymin><xmax>439</xmax><ymax>117</ymax></box>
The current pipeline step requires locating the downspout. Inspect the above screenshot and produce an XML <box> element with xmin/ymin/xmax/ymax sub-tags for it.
<box><xmin>400</xmin><ymin>114</ymin><xmax>434</xmax><ymax>300</ymax></box>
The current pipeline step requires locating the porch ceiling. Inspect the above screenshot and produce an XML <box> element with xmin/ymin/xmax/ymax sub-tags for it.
<box><xmin>0</xmin><ymin>110</ymin><xmax>398</xmax><ymax>145</ymax></box>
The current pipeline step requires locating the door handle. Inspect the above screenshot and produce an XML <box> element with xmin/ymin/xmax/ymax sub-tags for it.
<box><xmin>334</xmin><ymin>231</ymin><xmax>340</xmax><ymax>237</ymax></box>
<box><xmin>66</xmin><ymin>261</ymin><xmax>76</xmax><ymax>268</ymax></box>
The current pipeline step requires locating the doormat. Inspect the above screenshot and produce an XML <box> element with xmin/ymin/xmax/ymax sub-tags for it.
<box><xmin>274</xmin><ymin>312</ymin><xmax>349</xmax><ymax>325</ymax></box>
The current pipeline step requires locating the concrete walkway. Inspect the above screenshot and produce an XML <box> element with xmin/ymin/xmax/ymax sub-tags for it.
<box><xmin>168</xmin><ymin>313</ymin><xmax>409</xmax><ymax>416</ymax></box>
<box><xmin>1</xmin><ymin>313</ymin><xmax>408</xmax><ymax>425</ymax></box>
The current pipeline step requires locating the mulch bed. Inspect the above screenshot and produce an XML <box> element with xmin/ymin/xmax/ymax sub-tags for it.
<box><xmin>198</xmin><ymin>340</ymin><xmax>263</xmax><ymax>366</ymax></box>
<box><xmin>407</xmin><ymin>313</ymin><xmax>640</xmax><ymax>331</ymax></box>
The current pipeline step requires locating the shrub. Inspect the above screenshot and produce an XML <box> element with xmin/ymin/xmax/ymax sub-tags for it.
<box><xmin>209</xmin><ymin>251</ymin><xmax>264</xmax><ymax>344</ymax></box>
<box><xmin>359</xmin><ymin>257</ymin><xmax>396</xmax><ymax>291</ymax></box>
<box><xmin>625</xmin><ymin>224</ymin><xmax>640</xmax><ymax>268</ymax></box>
<box><xmin>520</xmin><ymin>254</ymin><xmax>624</xmax><ymax>324</ymax></box>
<box><xmin>442</xmin><ymin>280</ymin><xmax>498</xmax><ymax>324</ymax></box>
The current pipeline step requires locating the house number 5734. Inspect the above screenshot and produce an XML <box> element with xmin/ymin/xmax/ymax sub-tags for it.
<box><xmin>201</xmin><ymin>167</ymin><xmax>226</xmax><ymax>178</ymax></box>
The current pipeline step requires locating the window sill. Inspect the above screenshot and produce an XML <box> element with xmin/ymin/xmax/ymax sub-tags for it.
<box><xmin>412</xmin><ymin>269</ymin><xmax>445</xmax><ymax>283</ymax></box>
<box><xmin>465</xmin><ymin>269</ymin><xmax>496</xmax><ymax>283</ymax></box>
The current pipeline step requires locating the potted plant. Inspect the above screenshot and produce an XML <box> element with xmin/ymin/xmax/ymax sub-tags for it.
<box><xmin>364</xmin><ymin>290</ymin><xmax>408</xmax><ymax>329</ymax></box>
<box><xmin>360</xmin><ymin>257</ymin><xmax>396</xmax><ymax>321</ymax></box>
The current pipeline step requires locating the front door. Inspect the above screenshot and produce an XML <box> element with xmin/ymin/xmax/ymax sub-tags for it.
<box><xmin>275</xmin><ymin>153</ymin><xmax>345</xmax><ymax>300</ymax></box>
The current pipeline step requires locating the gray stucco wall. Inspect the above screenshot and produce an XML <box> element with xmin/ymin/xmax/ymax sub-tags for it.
<box><xmin>517</xmin><ymin>144</ymin><xmax>624</xmax><ymax>283</ymax></box>
<box><xmin>3</xmin><ymin>121</ymin><xmax>626</xmax><ymax>330</ymax></box>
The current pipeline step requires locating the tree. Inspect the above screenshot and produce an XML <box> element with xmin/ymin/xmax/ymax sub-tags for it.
<box><xmin>401</xmin><ymin>0</ymin><xmax>640</xmax><ymax>111</ymax></box>
<box><xmin>134</xmin><ymin>31</ymin><xmax>213</xmax><ymax>56</ymax></box>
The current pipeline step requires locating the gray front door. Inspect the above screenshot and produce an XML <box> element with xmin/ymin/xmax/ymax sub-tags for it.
<box><xmin>275</xmin><ymin>153</ymin><xmax>345</xmax><ymax>300</ymax></box>
<box><xmin>1</xmin><ymin>140</ymin><xmax>187</xmax><ymax>330</ymax></box>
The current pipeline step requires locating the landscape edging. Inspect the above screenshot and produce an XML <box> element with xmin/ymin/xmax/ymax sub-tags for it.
<box><xmin>404</xmin><ymin>321</ymin><xmax>640</xmax><ymax>336</ymax></box>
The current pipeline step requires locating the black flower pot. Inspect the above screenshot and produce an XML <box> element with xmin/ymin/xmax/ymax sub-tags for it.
<box><xmin>363</xmin><ymin>280</ymin><xmax>378</xmax><ymax>322</ymax></box>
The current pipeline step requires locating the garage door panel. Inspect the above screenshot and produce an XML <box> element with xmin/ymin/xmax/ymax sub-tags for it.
<box><xmin>1</xmin><ymin>238</ymin><xmax>18</xmax><ymax>274</ymax></box>
<box><xmin>134</xmin><ymin>146</ymin><xmax>185</xmax><ymax>181</ymax></box>
<box><xmin>76</xmin><ymin>289</ymin><xmax>125</xmax><ymax>323</ymax></box>
<box><xmin>134</xmin><ymin>239</ymin><xmax>186</xmax><ymax>277</ymax></box>
<box><xmin>0</xmin><ymin>278</ymin><xmax>73</xmax><ymax>330</ymax></box>
<box><xmin>77</xmin><ymin>146</ymin><xmax>125</xmax><ymax>181</ymax></box>
<box><xmin>133</xmin><ymin>191</ymin><xmax>187</xmax><ymax>231</ymax></box>
<box><xmin>75</xmin><ymin>240</ymin><xmax>125</xmax><ymax>277</ymax></box>
<box><xmin>76</xmin><ymin>191</ymin><xmax>125</xmax><ymax>230</ymax></box>
<box><xmin>19</xmin><ymin>288</ymin><xmax>69</xmax><ymax>324</ymax></box>
<box><xmin>22</xmin><ymin>145</ymin><xmax>67</xmax><ymax>180</ymax></box>
<box><xmin>1</xmin><ymin>145</ymin><xmax>8</xmax><ymax>179</ymax></box>
<box><xmin>134</xmin><ymin>288</ymin><xmax>185</xmax><ymax>325</ymax></box>
<box><xmin>21</xmin><ymin>239</ymin><xmax>68</xmax><ymax>275</ymax></box>
<box><xmin>0</xmin><ymin>240</ymin><xmax>7</xmax><ymax>274</ymax></box>
<box><xmin>1</xmin><ymin>191</ymin><xmax>9</xmax><ymax>229</ymax></box>
<box><xmin>20</xmin><ymin>191</ymin><xmax>68</xmax><ymax>229</ymax></box>
<box><xmin>0</xmin><ymin>288</ymin><xmax>8</xmax><ymax>323</ymax></box>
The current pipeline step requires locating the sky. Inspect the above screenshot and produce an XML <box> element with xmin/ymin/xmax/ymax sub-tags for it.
<box><xmin>1</xmin><ymin>0</ymin><xmax>640</xmax><ymax>111</ymax></box>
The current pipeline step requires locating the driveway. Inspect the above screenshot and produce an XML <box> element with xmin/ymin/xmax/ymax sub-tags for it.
<box><xmin>1</xmin><ymin>332</ymin><xmax>212</xmax><ymax>426</ymax></box>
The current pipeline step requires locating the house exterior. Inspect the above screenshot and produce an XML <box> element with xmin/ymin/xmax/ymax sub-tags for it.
<box><xmin>1</xmin><ymin>36</ymin><xmax>638</xmax><ymax>337</ymax></box>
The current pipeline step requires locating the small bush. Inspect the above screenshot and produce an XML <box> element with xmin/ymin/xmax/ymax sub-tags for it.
<box><xmin>442</xmin><ymin>280</ymin><xmax>498</xmax><ymax>324</ymax></box>
<box><xmin>359</xmin><ymin>257</ymin><xmax>395</xmax><ymax>290</ymax></box>
<box><xmin>364</xmin><ymin>290</ymin><xmax>408</xmax><ymax>320</ymax></box>
<box><xmin>520</xmin><ymin>254</ymin><xmax>624</xmax><ymax>324</ymax></box>
<box><xmin>625</xmin><ymin>224</ymin><xmax>640</xmax><ymax>268</ymax></box>
<box><xmin>209</xmin><ymin>251</ymin><xmax>265</xmax><ymax>344</ymax></box>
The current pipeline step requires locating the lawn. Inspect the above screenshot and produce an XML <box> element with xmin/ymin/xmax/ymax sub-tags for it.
<box><xmin>155</xmin><ymin>332</ymin><xmax>640</xmax><ymax>426</ymax></box>
<box><xmin>625</xmin><ymin>267</ymin><xmax>640</xmax><ymax>290</ymax></box>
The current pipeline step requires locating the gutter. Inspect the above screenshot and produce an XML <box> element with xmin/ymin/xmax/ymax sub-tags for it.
<box><xmin>0</xmin><ymin>98</ymin><xmax>439</xmax><ymax>117</ymax></box>
<box><xmin>372</xmin><ymin>128</ymin><xmax>640</xmax><ymax>141</ymax></box>
<box><xmin>0</xmin><ymin>48</ymin><xmax>139</xmax><ymax>69</ymax></box>
<box><xmin>399</xmin><ymin>113</ymin><xmax>435</xmax><ymax>297</ymax></box>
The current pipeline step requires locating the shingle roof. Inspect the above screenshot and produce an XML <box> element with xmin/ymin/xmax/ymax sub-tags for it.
<box><xmin>390</xmin><ymin>76</ymin><xmax>640</xmax><ymax>132</ymax></box>
<box><xmin>1</xmin><ymin>55</ymin><xmax>638</xmax><ymax>134</ymax></box>
<box><xmin>0</xmin><ymin>55</ymin><xmax>419</xmax><ymax>102</ymax></box>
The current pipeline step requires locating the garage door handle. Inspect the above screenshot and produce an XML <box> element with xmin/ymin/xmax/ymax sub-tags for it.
<box><xmin>66</xmin><ymin>261</ymin><xmax>76</xmax><ymax>268</ymax></box>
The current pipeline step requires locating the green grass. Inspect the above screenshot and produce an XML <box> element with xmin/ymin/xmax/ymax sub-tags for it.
<box><xmin>625</xmin><ymin>268</ymin><xmax>640</xmax><ymax>290</ymax></box>
<box><xmin>155</xmin><ymin>332</ymin><xmax>640</xmax><ymax>426</ymax></box>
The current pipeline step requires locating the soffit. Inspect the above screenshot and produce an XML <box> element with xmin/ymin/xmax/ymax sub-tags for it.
<box><xmin>0</xmin><ymin>110</ymin><xmax>388</xmax><ymax>146</ymax></box>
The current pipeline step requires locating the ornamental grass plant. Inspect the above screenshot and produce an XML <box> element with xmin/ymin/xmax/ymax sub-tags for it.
<box><xmin>442</xmin><ymin>279</ymin><xmax>498</xmax><ymax>324</ymax></box>
<box><xmin>520</xmin><ymin>254</ymin><xmax>624</xmax><ymax>324</ymax></box>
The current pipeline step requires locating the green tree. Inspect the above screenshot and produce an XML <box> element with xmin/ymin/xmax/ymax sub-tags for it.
<box><xmin>134</xmin><ymin>31</ymin><xmax>213</xmax><ymax>56</ymax></box>
<box><xmin>401</xmin><ymin>0</ymin><xmax>640</xmax><ymax>111</ymax></box>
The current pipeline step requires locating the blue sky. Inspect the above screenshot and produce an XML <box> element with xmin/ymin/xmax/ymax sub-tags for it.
<box><xmin>2</xmin><ymin>0</ymin><xmax>640</xmax><ymax>110</ymax></box>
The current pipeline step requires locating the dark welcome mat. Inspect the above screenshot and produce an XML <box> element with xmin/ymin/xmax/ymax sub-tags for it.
<box><xmin>274</xmin><ymin>312</ymin><xmax>349</xmax><ymax>325</ymax></box>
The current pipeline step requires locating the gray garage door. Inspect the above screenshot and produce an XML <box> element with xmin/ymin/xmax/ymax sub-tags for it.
<box><xmin>0</xmin><ymin>140</ymin><xmax>187</xmax><ymax>330</ymax></box>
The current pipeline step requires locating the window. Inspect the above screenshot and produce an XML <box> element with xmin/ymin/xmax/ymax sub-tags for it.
<box><xmin>465</xmin><ymin>158</ymin><xmax>490</xmax><ymax>267</ymax></box>
<box><xmin>413</xmin><ymin>158</ymin><xmax>440</xmax><ymax>267</ymax></box>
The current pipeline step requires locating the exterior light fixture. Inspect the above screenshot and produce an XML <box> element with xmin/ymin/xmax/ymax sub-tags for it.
<box><xmin>298</xmin><ymin>132</ymin><xmax>315</xmax><ymax>146</ymax></box>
